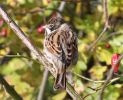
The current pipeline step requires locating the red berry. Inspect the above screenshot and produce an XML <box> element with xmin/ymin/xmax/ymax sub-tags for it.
<box><xmin>0</xmin><ymin>19</ymin><xmax>4</xmax><ymax>27</ymax></box>
<box><xmin>0</xmin><ymin>28</ymin><xmax>8</xmax><ymax>37</ymax></box>
<box><xmin>111</xmin><ymin>54</ymin><xmax>120</xmax><ymax>73</ymax></box>
<box><xmin>47</xmin><ymin>0</ymin><xmax>51</xmax><ymax>3</ymax></box>
<box><xmin>37</xmin><ymin>25</ymin><xmax>44</xmax><ymax>33</ymax></box>
<box><xmin>105</xmin><ymin>43</ymin><xmax>111</xmax><ymax>48</ymax></box>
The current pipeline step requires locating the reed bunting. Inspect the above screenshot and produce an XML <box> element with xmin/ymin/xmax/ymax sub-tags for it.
<box><xmin>43</xmin><ymin>17</ymin><xmax>78</xmax><ymax>90</ymax></box>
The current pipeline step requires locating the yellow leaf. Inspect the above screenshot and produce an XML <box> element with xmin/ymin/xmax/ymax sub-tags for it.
<box><xmin>21</xmin><ymin>27</ymin><xmax>29</xmax><ymax>33</ymax></box>
<box><xmin>43</xmin><ymin>0</ymin><xmax>49</xmax><ymax>6</ymax></box>
<box><xmin>52</xmin><ymin>91</ymin><xmax>66</xmax><ymax>100</ymax></box>
<box><xmin>0</xmin><ymin>47</ymin><xmax>10</xmax><ymax>56</ymax></box>
<box><xmin>89</xmin><ymin>65</ymin><xmax>107</xmax><ymax>80</ymax></box>
<box><xmin>7</xmin><ymin>0</ymin><xmax>17</xmax><ymax>7</ymax></box>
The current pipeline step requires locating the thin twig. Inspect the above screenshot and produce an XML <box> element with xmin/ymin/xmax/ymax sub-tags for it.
<box><xmin>73</xmin><ymin>72</ymin><xmax>121</xmax><ymax>83</ymax></box>
<box><xmin>57</xmin><ymin>1</ymin><xmax>66</xmax><ymax>17</ymax></box>
<box><xmin>83</xmin><ymin>77</ymin><xmax>120</xmax><ymax>100</ymax></box>
<box><xmin>88</xmin><ymin>0</ymin><xmax>109</xmax><ymax>51</ymax></box>
<box><xmin>0</xmin><ymin>74</ymin><xmax>23</xmax><ymax>100</ymax></box>
<box><xmin>0</xmin><ymin>5</ymin><xmax>82</xmax><ymax>99</ymax></box>
<box><xmin>102</xmin><ymin>31</ymin><xmax>123</xmax><ymax>41</ymax></box>
<box><xmin>37</xmin><ymin>69</ymin><xmax>49</xmax><ymax>100</ymax></box>
<box><xmin>73</xmin><ymin>72</ymin><xmax>105</xmax><ymax>83</ymax></box>
<box><xmin>98</xmin><ymin>54</ymin><xmax>123</xmax><ymax>100</ymax></box>
<box><xmin>103</xmin><ymin>0</ymin><xmax>109</xmax><ymax>27</ymax></box>
<box><xmin>0</xmin><ymin>54</ymin><xmax>40</xmax><ymax>64</ymax></box>
<box><xmin>18</xmin><ymin>2</ymin><xmax>66</xmax><ymax>16</ymax></box>
<box><xmin>66</xmin><ymin>83</ymin><xmax>82</xmax><ymax>100</ymax></box>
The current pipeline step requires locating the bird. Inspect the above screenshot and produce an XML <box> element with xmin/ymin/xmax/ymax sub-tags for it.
<box><xmin>43</xmin><ymin>17</ymin><xmax>78</xmax><ymax>90</ymax></box>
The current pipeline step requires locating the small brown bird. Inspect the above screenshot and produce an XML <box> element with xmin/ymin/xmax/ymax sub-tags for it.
<box><xmin>43</xmin><ymin>17</ymin><xmax>78</xmax><ymax>90</ymax></box>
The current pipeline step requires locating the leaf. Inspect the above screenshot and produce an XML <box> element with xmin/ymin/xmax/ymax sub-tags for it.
<box><xmin>52</xmin><ymin>91</ymin><xmax>66</xmax><ymax>100</ymax></box>
<box><xmin>75</xmin><ymin>61</ymin><xmax>87</xmax><ymax>73</ymax></box>
<box><xmin>103</xmin><ymin>85</ymin><xmax>120</xmax><ymax>100</ymax></box>
<box><xmin>89</xmin><ymin>65</ymin><xmax>107</xmax><ymax>80</ymax></box>
<box><xmin>0</xmin><ymin>58</ymin><xmax>27</xmax><ymax>75</ymax></box>
<box><xmin>96</xmin><ymin>47</ymin><xmax>112</xmax><ymax>64</ymax></box>
<box><xmin>109</xmin><ymin>35</ymin><xmax>123</xmax><ymax>53</ymax></box>
<box><xmin>5</xmin><ymin>73</ymin><xmax>33</xmax><ymax>99</ymax></box>
<box><xmin>74</xmin><ymin>80</ymin><xmax>84</xmax><ymax>95</ymax></box>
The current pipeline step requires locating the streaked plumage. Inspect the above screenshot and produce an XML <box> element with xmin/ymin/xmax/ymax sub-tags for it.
<box><xmin>43</xmin><ymin>18</ymin><xmax>78</xmax><ymax>90</ymax></box>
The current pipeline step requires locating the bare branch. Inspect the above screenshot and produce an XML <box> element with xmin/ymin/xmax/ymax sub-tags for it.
<box><xmin>88</xmin><ymin>0</ymin><xmax>109</xmax><ymax>51</ymax></box>
<box><xmin>73</xmin><ymin>72</ymin><xmax>105</xmax><ymax>83</ymax></box>
<box><xmin>102</xmin><ymin>31</ymin><xmax>123</xmax><ymax>41</ymax></box>
<box><xmin>57</xmin><ymin>1</ymin><xmax>66</xmax><ymax>17</ymax></box>
<box><xmin>103</xmin><ymin>0</ymin><xmax>109</xmax><ymax>27</ymax></box>
<box><xmin>0</xmin><ymin>74</ymin><xmax>22</xmax><ymax>100</ymax></box>
<box><xmin>37</xmin><ymin>69</ymin><xmax>49</xmax><ymax>100</ymax></box>
<box><xmin>0</xmin><ymin>5</ymin><xmax>82</xmax><ymax>100</ymax></box>
<box><xmin>88</xmin><ymin>26</ymin><xmax>108</xmax><ymax>51</ymax></box>
<box><xmin>74</xmin><ymin>72</ymin><xmax>121</xmax><ymax>84</ymax></box>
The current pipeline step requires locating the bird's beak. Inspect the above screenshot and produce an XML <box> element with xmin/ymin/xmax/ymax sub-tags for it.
<box><xmin>43</xmin><ymin>24</ymin><xmax>54</xmax><ymax>29</ymax></box>
<box><xmin>42</xmin><ymin>25</ymin><xmax>52</xmax><ymax>35</ymax></box>
<box><xmin>42</xmin><ymin>25</ymin><xmax>47</xmax><ymax>29</ymax></box>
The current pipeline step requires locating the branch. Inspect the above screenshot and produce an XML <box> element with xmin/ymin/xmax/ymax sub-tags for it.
<box><xmin>102</xmin><ymin>31</ymin><xmax>123</xmax><ymax>41</ymax></box>
<box><xmin>0</xmin><ymin>4</ymin><xmax>53</xmax><ymax>76</ymax></box>
<box><xmin>17</xmin><ymin>2</ymin><xmax>66</xmax><ymax>16</ymax></box>
<box><xmin>73</xmin><ymin>72</ymin><xmax>104</xmax><ymax>83</ymax></box>
<box><xmin>88</xmin><ymin>0</ymin><xmax>109</xmax><ymax>51</ymax></box>
<box><xmin>57</xmin><ymin>1</ymin><xmax>66</xmax><ymax>17</ymax></box>
<box><xmin>0</xmin><ymin>74</ymin><xmax>22</xmax><ymax>100</ymax></box>
<box><xmin>73</xmin><ymin>72</ymin><xmax>121</xmax><ymax>83</ymax></box>
<box><xmin>37</xmin><ymin>69</ymin><xmax>49</xmax><ymax>100</ymax></box>
<box><xmin>83</xmin><ymin>77</ymin><xmax>120</xmax><ymax>100</ymax></box>
<box><xmin>103</xmin><ymin>0</ymin><xmax>109</xmax><ymax>27</ymax></box>
<box><xmin>0</xmin><ymin>54</ymin><xmax>39</xmax><ymax>64</ymax></box>
<box><xmin>0</xmin><ymin>5</ymin><xmax>82</xmax><ymax>100</ymax></box>
<box><xmin>98</xmin><ymin>54</ymin><xmax>123</xmax><ymax>100</ymax></box>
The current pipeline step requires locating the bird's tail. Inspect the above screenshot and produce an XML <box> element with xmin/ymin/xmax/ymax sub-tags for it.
<box><xmin>53</xmin><ymin>71</ymin><xmax>66</xmax><ymax>90</ymax></box>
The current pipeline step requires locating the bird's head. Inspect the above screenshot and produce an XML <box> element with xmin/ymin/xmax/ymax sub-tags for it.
<box><xmin>43</xmin><ymin>17</ymin><xmax>64</xmax><ymax>35</ymax></box>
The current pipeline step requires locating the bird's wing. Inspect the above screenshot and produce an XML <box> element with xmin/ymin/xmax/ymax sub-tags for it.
<box><xmin>59</xmin><ymin>30</ymin><xmax>77</xmax><ymax>66</ymax></box>
<box><xmin>44</xmin><ymin>28</ymin><xmax>78</xmax><ymax>66</ymax></box>
<box><xmin>72</xmin><ymin>32</ymin><xmax>78</xmax><ymax>65</ymax></box>
<box><xmin>44</xmin><ymin>29</ymin><xmax>62</xmax><ymax>58</ymax></box>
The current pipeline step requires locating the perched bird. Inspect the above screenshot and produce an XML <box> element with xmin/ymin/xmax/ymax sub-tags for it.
<box><xmin>43</xmin><ymin>17</ymin><xmax>78</xmax><ymax>90</ymax></box>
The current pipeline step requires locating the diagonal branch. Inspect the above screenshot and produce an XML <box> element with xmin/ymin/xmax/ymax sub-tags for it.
<box><xmin>0</xmin><ymin>74</ymin><xmax>23</xmax><ymax>100</ymax></box>
<box><xmin>0</xmin><ymin>5</ymin><xmax>82</xmax><ymax>100</ymax></box>
<box><xmin>88</xmin><ymin>0</ymin><xmax>109</xmax><ymax>51</ymax></box>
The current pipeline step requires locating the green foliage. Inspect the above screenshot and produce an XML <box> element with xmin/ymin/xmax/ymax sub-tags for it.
<box><xmin>0</xmin><ymin>0</ymin><xmax>123</xmax><ymax>100</ymax></box>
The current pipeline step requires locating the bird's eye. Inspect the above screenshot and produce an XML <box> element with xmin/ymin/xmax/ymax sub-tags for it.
<box><xmin>49</xmin><ymin>24</ymin><xmax>54</xmax><ymax>28</ymax></box>
<box><xmin>48</xmin><ymin>24</ymin><xmax>55</xmax><ymax>31</ymax></box>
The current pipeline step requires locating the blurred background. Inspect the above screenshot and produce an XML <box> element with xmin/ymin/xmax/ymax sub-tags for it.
<box><xmin>0</xmin><ymin>0</ymin><xmax>123</xmax><ymax>100</ymax></box>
